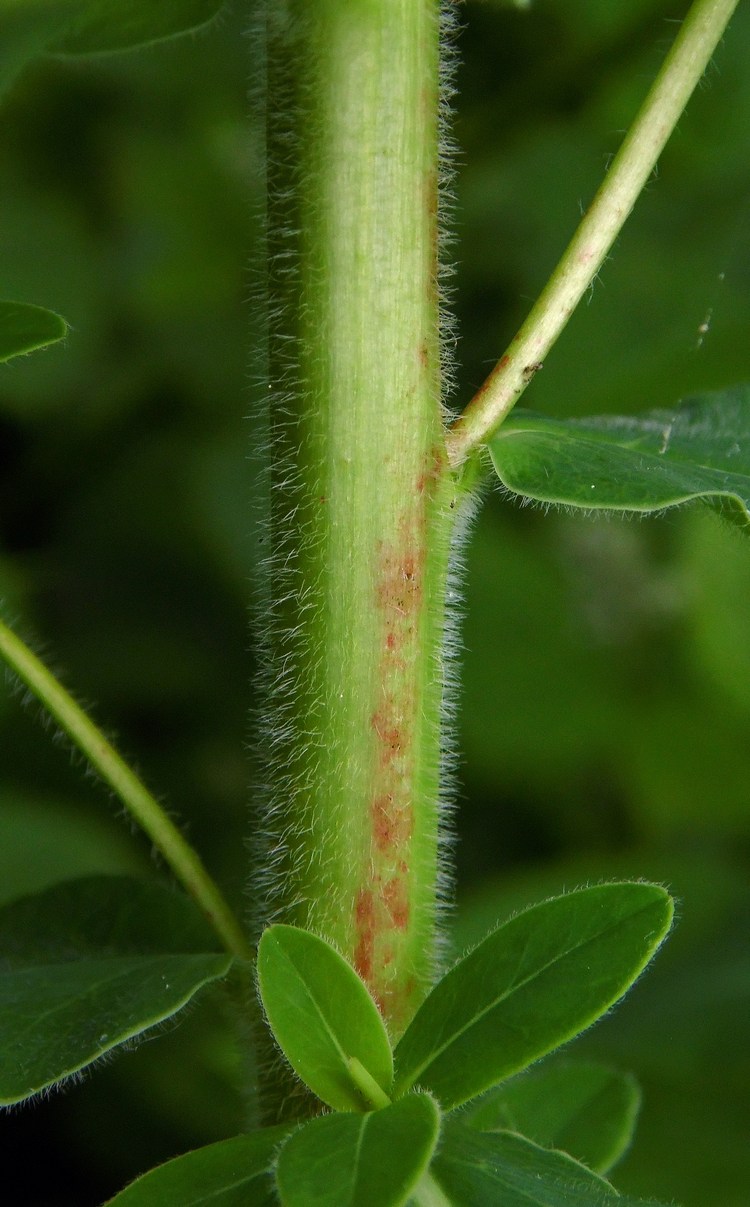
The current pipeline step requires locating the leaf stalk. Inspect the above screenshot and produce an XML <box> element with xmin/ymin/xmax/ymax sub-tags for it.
<box><xmin>0</xmin><ymin>617</ymin><xmax>251</xmax><ymax>961</ymax></box>
<box><xmin>446</xmin><ymin>0</ymin><xmax>741</xmax><ymax>466</ymax></box>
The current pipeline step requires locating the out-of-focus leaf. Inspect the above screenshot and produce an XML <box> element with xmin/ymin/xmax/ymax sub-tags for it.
<box><xmin>0</xmin><ymin>299</ymin><xmax>67</xmax><ymax>362</ymax></box>
<box><xmin>487</xmin><ymin>389</ymin><xmax>750</xmax><ymax>530</ymax></box>
<box><xmin>104</xmin><ymin>1126</ymin><xmax>293</xmax><ymax>1206</ymax></box>
<box><xmin>54</xmin><ymin>1</ymin><xmax>224</xmax><ymax>55</ymax></box>
<box><xmin>681</xmin><ymin>509</ymin><xmax>750</xmax><ymax>714</ymax></box>
<box><xmin>0</xmin><ymin>0</ymin><xmax>223</xmax><ymax>98</ymax></box>
<box><xmin>431</xmin><ymin>1123</ymin><xmax>670</xmax><ymax>1206</ymax></box>
<box><xmin>257</xmin><ymin>924</ymin><xmax>393</xmax><ymax>1112</ymax></box>
<box><xmin>393</xmin><ymin>883</ymin><xmax>673</xmax><ymax>1109</ymax></box>
<box><xmin>0</xmin><ymin>2</ymin><xmax>69</xmax><ymax>98</ymax></box>
<box><xmin>468</xmin><ymin>1059</ymin><xmax>640</xmax><ymax>1174</ymax></box>
<box><xmin>0</xmin><ymin>876</ymin><xmax>232</xmax><ymax>1104</ymax></box>
<box><xmin>0</xmin><ymin>792</ymin><xmax>144</xmax><ymax>905</ymax></box>
<box><xmin>275</xmin><ymin>1094</ymin><xmax>440</xmax><ymax>1207</ymax></box>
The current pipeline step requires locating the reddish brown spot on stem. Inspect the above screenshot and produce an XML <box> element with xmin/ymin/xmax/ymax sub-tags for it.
<box><xmin>354</xmin><ymin>890</ymin><xmax>375</xmax><ymax>982</ymax></box>
<box><xmin>371</xmin><ymin>794</ymin><xmax>413</xmax><ymax>853</ymax></box>
<box><xmin>354</xmin><ymin>441</ymin><xmax>448</xmax><ymax>1026</ymax></box>
<box><xmin>383</xmin><ymin>876</ymin><xmax>410</xmax><ymax>930</ymax></box>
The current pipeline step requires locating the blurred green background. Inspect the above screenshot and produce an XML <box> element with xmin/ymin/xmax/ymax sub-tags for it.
<box><xmin>1</xmin><ymin>2</ymin><xmax>748</xmax><ymax>1203</ymax></box>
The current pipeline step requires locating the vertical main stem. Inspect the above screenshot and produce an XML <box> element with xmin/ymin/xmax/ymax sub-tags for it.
<box><xmin>255</xmin><ymin>0</ymin><xmax>456</xmax><ymax>1068</ymax></box>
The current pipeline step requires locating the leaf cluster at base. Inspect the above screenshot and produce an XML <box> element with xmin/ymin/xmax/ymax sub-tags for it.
<box><xmin>0</xmin><ymin>877</ymin><xmax>675</xmax><ymax>1205</ymax></box>
<box><xmin>112</xmin><ymin>881</ymin><xmax>675</xmax><ymax>1206</ymax></box>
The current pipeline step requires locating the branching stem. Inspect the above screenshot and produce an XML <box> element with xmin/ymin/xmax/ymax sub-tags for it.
<box><xmin>0</xmin><ymin>617</ymin><xmax>252</xmax><ymax>961</ymax></box>
<box><xmin>446</xmin><ymin>0</ymin><xmax>741</xmax><ymax>466</ymax></box>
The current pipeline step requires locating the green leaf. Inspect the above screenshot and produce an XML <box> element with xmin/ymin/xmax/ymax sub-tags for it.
<box><xmin>430</xmin><ymin>1123</ymin><xmax>671</xmax><ymax>1207</ymax></box>
<box><xmin>103</xmin><ymin>1127</ymin><xmax>293</xmax><ymax>1206</ymax></box>
<box><xmin>393</xmin><ymin>883</ymin><xmax>673</xmax><ymax>1109</ymax></box>
<box><xmin>0</xmin><ymin>0</ymin><xmax>223</xmax><ymax>99</ymax></box>
<box><xmin>0</xmin><ymin>876</ymin><xmax>233</xmax><ymax>1105</ymax></box>
<box><xmin>0</xmin><ymin>792</ymin><xmax>145</xmax><ymax>907</ymax></box>
<box><xmin>487</xmin><ymin>387</ymin><xmax>750</xmax><ymax>530</ymax></box>
<box><xmin>53</xmin><ymin>0</ymin><xmax>224</xmax><ymax>56</ymax></box>
<box><xmin>0</xmin><ymin>300</ymin><xmax>67</xmax><ymax>363</ymax></box>
<box><xmin>257</xmin><ymin>924</ymin><xmax>393</xmax><ymax>1112</ymax></box>
<box><xmin>275</xmin><ymin>1093</ymin><xmax>440</xmax><ymax>1207</ymax></box>
<box><xmin>467</xmin><ymin>1059</ymin><xmax>641</xmax><ymax>1174</ymax></box>
<box><xmin>0</xmin><ymin>3</ymin><xmax>69</xmax><ymax>99</ymax></box>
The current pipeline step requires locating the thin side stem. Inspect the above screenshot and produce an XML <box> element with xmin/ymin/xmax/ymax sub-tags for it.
<box><xmin>446</xmin><ymin>0</ymin><xmax>741</xmax><ymax>466</ymax></box>
<box><xmin>0</xmin><ymin>617</ymin><xmax>252</xmax><ymax>962</ymax></box>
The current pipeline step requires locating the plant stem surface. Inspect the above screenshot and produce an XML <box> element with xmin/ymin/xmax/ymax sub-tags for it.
<box><xmin>256</xmin><ymin>0</ymin><xmax>455</xmax><ymax>1052</ymax></box>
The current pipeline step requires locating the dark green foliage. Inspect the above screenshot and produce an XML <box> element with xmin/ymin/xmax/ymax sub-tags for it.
<box><xmin>0</xmin><ymin>299</ymin><xmax>67</xmax><ymax>362</ymax></box>
<box><xmin>104</xmin><ymin>1126</ymin><xmax>293</xmax><ymax>1206</ymax></box>
<box><xmin>0</xmin><ymin>877</ymin><xmax>232</xmax><ymax>1103</ymax></box>
<box><xmin>467</xmin><ymin>1059</ymin><xmax>640</xmax><ymax>1174</ymax></box>
<box><xmin>431</xmin><ymin>1124</ymin><xmax>669</xmax><ymax>1207</ymax></box>
<box><xmin>488</xmin><ymin>389</ymin><xmax>750</xmax><ymax>528</ymax></box>
<box><xmin>0</xmin><ymin>0</ymin><xmax>223</xmax><ymax>97</ymax></box>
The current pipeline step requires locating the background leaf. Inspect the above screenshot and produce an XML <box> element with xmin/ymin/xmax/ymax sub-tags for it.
<box><xmin>431</xmin><ymin>1123</ymin><xmax>670</xmax><ymax>1207</ymax></box>
<box><xmin>104</xmin><ymin>1126</ymin><xmax>292</xmax><ymax>1206</ymax></box>
<box><xmin>487</xmin><ymin>389</ymin><xmax>750</xmax><ymax>529</ymax></box>
<box><xmin>393</xmin><ymin>883</ymin><xmax>672</xmax><ymax>1108</ymax></box>
<box><xmin>0</xmin><ymin>790</ymin><xmax>145</xmax><ymax>905</ymax></box>
<box><xmin>0</xmin><ymin>876</ymin><xmax>233</xmax><ymax>1104</ymax></box>
<box><xmin>275</xmin><ymin>1094</ymin><xmax>440</xmax><ymax>1207</ymax></box>
<box><xmin>257</xmin><ymin>924</ymin><xmax>393</xmax><ymax>1112</ymax></box>
<box><xmin>54</xmin><ymin>0</ymin><xmax>224</xmax><ymax>56</ymax></box>
<box><xmin>0</xmin><ymin>0</ymin><xmax>223</xmax><ymax>98</ymax></box>
<box><xmin>0</xmin><ymin>299</ymin><xmax>67</xmax><ymax>362</ymax></box>
<box><xmin>468</xmin><ymin>1059</ymin><xmax>640</xmax><ymax>1174</ymax></box>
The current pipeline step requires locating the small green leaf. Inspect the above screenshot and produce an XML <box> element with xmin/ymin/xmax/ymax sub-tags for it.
<box><xmin>487</xmin><ymin>387</ymin><xmax>750</xmax><ymax>530</ymax></box>
<box><xmin>0</xmin><ymin>300</ymin><xmax>67</xmax><ymax>363</ymax></box>
<box><xmin>431</xmin><ymin>1123</ymin><xmax>671</xmax><ymax>1206</ymax></box>
<box><xmin>257</xmin><ymin>924</ymin><xmax>393</xmax><ymax>1112</ymax></box>
<box><xmin>103</xmin><ymin>1127</ymin><xmax>293</xmax><ymax>1206</ymax></box>
<box><xmin>393</xmin><ymin>883</ymin><xmax>673</xmax><ymax>1109</ymax></box>
<box><xmin>275</xmin><ymin>1093</ymin><xmax>440</xmax><ymax>1207</ymax></box>
<box><xmin>468</xmin><ymin>1059</ymin><xmax>641</xmax><ymax>1174</ymax></box>
<box><xmin>0</xmin><ymin>876</ymin><xmax>232</xmax><ymax>1105</ymax></box>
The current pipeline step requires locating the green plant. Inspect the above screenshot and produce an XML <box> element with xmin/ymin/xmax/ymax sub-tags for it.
<box><xmin>0</xmin><ymin>1</ymin><xmax>747</xmax><ymax>1204</ymax></box>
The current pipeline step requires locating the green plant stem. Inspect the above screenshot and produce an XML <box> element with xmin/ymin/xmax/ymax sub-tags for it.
<box><xmin>0</xmin><ymin>616</ymin><xmax>252</xmax><ymax>962</ymax></box>
<box><xmin>256</xmin><ymin>0</ymin><xmax>455</xmax><ymax>1052</ymax></box>
<box><xmin>446</xmin><ymin>0</ymin><xmax>741</xmax><ymax>466</ymax></box>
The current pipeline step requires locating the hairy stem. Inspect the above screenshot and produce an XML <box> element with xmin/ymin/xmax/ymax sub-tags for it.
<box><xmin>446</xmin><ymin>0</ymin><xmax>741</xmax><ymax>465</ymax></box>
<box><xmin>253</xmin><ymin>0</ymin><xmax>456</xmax><ymax>1075</ymax></box>
<box><xmin>0</xmin><ymin>617</ymin><xmax>251</xmax><ymax>961</ymax></box>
